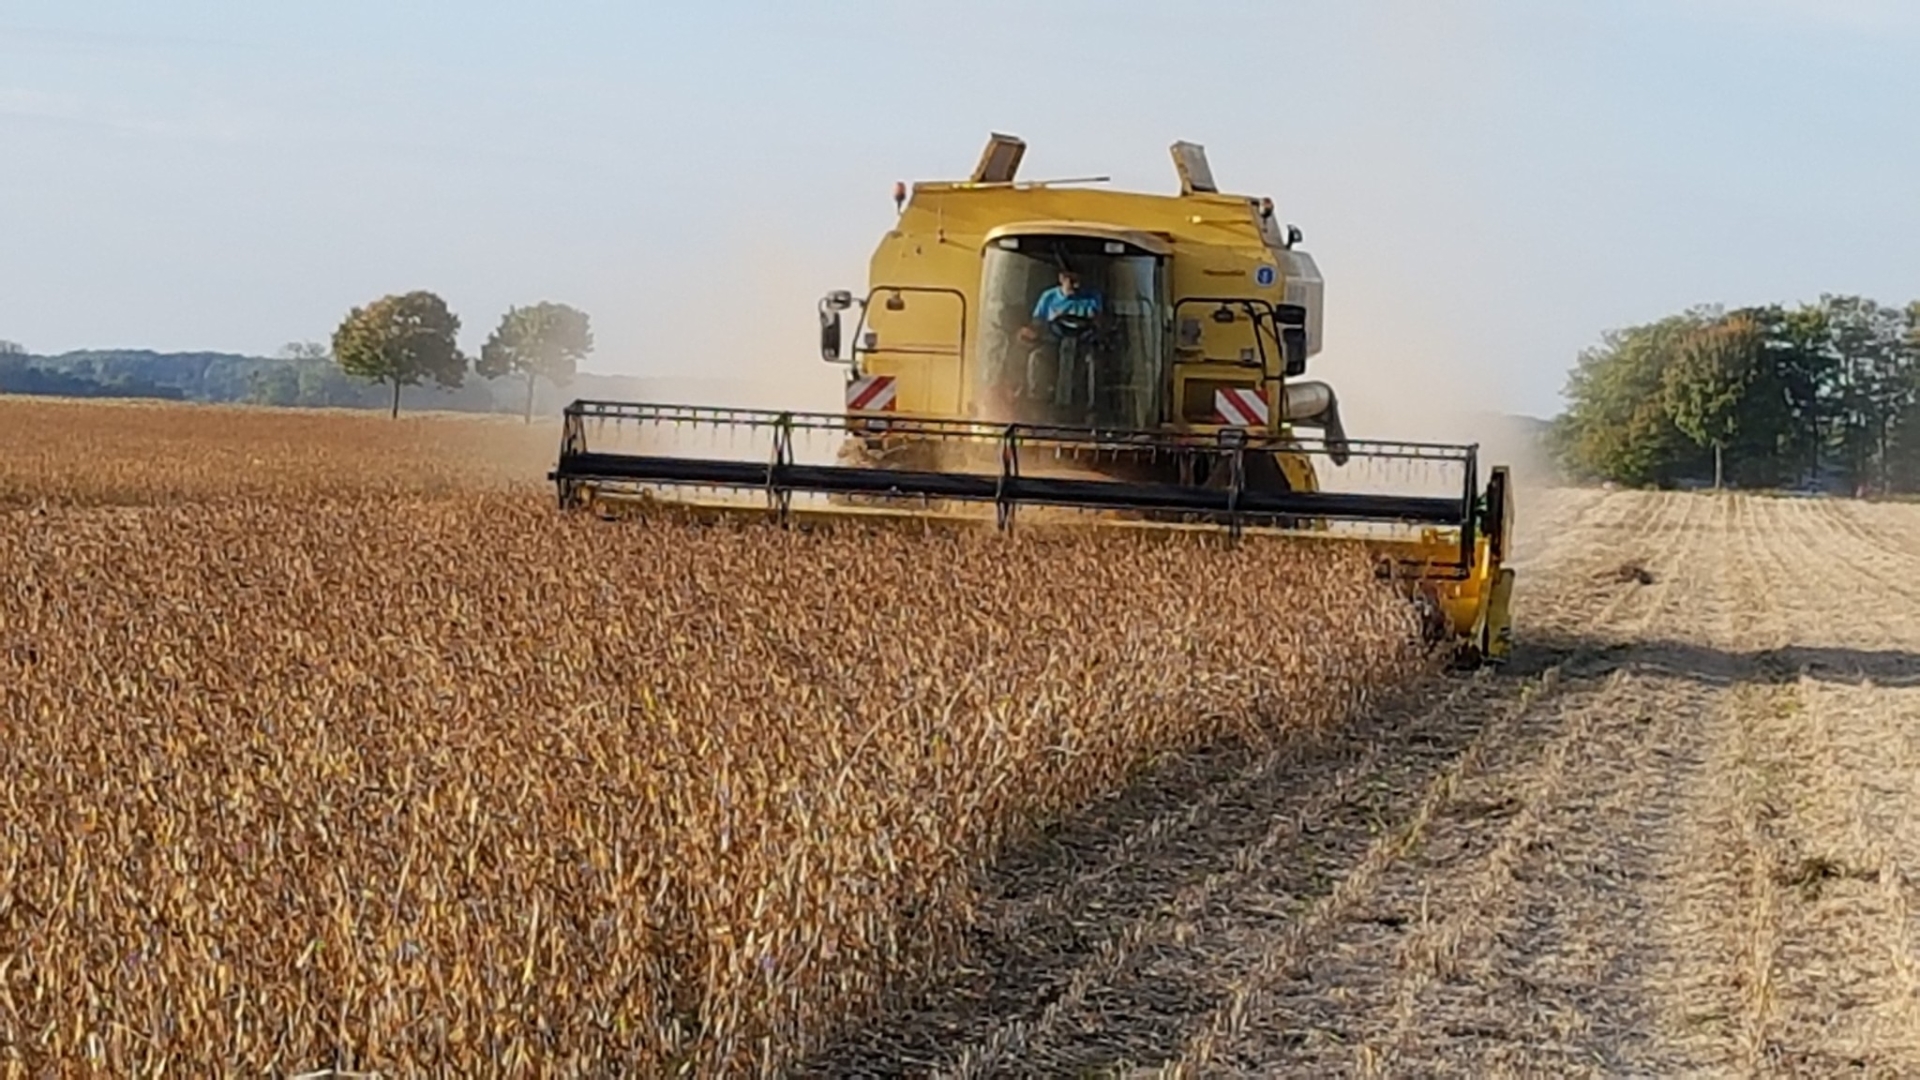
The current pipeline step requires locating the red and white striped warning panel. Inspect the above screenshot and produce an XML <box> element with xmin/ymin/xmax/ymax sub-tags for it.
<box><xmin>1213</xmin><ymin>387</ymin><xmax>1270</xmax><ymax>428</ymax></box>
<box><xmin>846</xmin><ymin>374</ymin><xmax>898</xmax><ymax>412</ymax></box>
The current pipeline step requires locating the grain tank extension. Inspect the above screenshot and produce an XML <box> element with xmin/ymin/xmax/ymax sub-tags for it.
<box><xmin>551</xmin><ymin>135</ymin><xmax>1515</xmax><ymax>664</ymax></box>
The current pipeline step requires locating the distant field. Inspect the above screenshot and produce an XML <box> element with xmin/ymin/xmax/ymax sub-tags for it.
<box><xmin>0</xmin><ymin>395</ymin><xmax>558</xmax><ymax>507</ymax></box>
<box><xmin>0</xmin><ymin>396</ymin><xmax>1423</xmax><ymax>1075</ymax></box>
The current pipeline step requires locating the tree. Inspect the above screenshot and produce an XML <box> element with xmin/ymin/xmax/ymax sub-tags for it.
<box><xmin>1886</xmin><ymin>301</ymin><xmax>1920</xmax><ymax>492</ymax></box>
<box><xmin>1554</xmin><ymin>312</ymin><xmax>1711</xmax><ymax>486</ymax></box>
<box><xmin>0</xmin><ymin>340</ymin><xmax>23</xmax><ymax>357</ymax></box>
<box><xmin>1745</xmin><ymin>302</ymin><xmax>1833</xmax><ymax>484</ymax></box>
<box><xmin>474</xmin><ymin>302</ymin><xmax>593</xmax><ymax>423</ymax></box>
<box><xmin>247</xmin><ymin>365</ymin><xmax>303</xmax><ymax>407</ymax></box>
<box><xmin>331</xmin><ymin>291</ymin><xmax>467</xmax><ymax>418</ymax></box>
<box><xmin>278</xmin><ymin>341</ymin><xmax>332</xmax><ymax>363</ymax></box>
<box><xmin>1663</xmin><ymin>311</ymin><xmax>1766</xmax><ymax>490</ymax></box>
<box><xmin>1816</xmin><ymin>295</ymin><xmax>1914</xmax><ymax>493</ymax></box>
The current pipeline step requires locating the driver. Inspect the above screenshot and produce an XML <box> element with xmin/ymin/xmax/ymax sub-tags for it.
<box><xmin>1015</xmin><ymin>269</ymin><xmax>1105</xmax><ymax>414</ymax></box>
<box><xmin>1020</xmin><ymin>270</ymin><xmax>1102</xmax><ymax>342</ymax></box>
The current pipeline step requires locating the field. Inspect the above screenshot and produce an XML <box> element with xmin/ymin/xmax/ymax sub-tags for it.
<box><xmin>0</xmin><ymin>398</ymin><xmax>1424</xmax><ymax>1075</ymax></box>
<box><xmin>6</xmin><ymin>397</ymin><xmax>1920</xmax><ymax>1077</ymax></box>
<box><xmin>806</xmin><ymin>489</ymin><xmax>1920</xmax><ymax>1077</ymax></box>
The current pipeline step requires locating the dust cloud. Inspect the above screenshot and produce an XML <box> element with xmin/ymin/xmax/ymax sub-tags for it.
<box><xmin>643</xmin><ymin>239</ymin><xmax>847</xmax><ymax>415</ymax></box>
<box><xmin>1312</xmin><ymin>353</ymin><xmax>1558</xmax><ymax>499</ymax></box>
<box><xmin>1299</xmin><ymin>271</ymin><xmax>1561</xmax><ymax>504</ymax></box>
<box><xmin>575</xmin><ymin>238</ymin><xmax>855</xmax><ymax>465</ymax></box>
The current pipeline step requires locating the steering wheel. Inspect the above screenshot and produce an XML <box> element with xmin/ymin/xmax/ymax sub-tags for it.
<box><xmin>1049</xmin><ymin>312</ymin><xmax>1096</xmax><ymax>337</ymax></box>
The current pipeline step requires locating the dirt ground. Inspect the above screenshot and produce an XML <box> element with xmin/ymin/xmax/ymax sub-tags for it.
<box><xmin>801</xmin><ymin>488</ymin><xmax>1920</xmax><ymax>1078</ymax></box>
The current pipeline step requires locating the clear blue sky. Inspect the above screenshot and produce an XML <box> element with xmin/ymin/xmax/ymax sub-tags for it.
<box><xmin>4</xmin><ymin>1</ymin><xmax>1918</xmax><ymax>425</ymax></box>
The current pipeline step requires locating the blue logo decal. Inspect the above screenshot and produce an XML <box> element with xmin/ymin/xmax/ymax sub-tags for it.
<box><xmin>1255</xmin><ymin>265</ymin><xmax>1277</xmax><ymax>287</ymax></box>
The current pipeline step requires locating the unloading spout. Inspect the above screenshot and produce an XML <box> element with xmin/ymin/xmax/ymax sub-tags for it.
<box><xmin>1282</xmin><ymin>380</ymin><xmax>1350</xmax><ymax>466</ymax></box>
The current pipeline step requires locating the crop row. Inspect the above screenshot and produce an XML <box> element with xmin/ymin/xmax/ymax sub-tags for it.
<box><xmin>1</xmin><ymin>493</ymin><xmax>1425</xmax><ymax>1075</ymax></box>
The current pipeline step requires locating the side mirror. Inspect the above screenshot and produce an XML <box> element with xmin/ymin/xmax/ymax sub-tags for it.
<box><xmin>1285</xmin><ymin>224</ymin><xmax>1304</xmax><ymax>248</ymax></box>
<box><xmin>819</xmin><ymin>303</ymin><xmax>843</xmax><ymax>363</ymax></box>
<box><xmin>1281</xmin><ymin>326</ymin><xmax>1308</xmax><ymax>377</ymax></box>
<box><xmin>1273</xmin><ymin>303</ymin><xmax>1308</xmax><ymax>326</ymax></box>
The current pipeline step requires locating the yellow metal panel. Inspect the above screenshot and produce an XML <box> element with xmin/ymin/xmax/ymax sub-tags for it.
<box><xmin>865</xmin><ymin>179</ymin><xmax>1295</xmax><ymax>427</ymax></box>
<box><xmin>1482</xmin><ymin>568</ymin><xmax>1516</xmax><ymax>662</ymax></box>
<box><xmin>984</xmin><ymin>221</ymin><xmax>1173</xmax><ymax>256</ymax></box>
<box><xmin>1276</xmin><ymin>452</ymin><xmax>1319</xmax><ymax>493</ymax></box>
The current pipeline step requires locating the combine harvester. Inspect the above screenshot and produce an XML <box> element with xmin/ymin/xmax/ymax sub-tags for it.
<box><xmin>552</xmin><ymin>135</ymin><xmax>1515</xmax><ymax>665</ymax></box>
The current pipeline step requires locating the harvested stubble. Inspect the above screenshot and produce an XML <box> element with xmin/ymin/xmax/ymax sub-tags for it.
<box><xmin>0</xmin><ymin>396</ymin><xmax>554</xmax><ymax>508</ymax></box>
<box><xmin>2</xmin><ymin>490</ymin><xmax>1426</xmax><ymax>1075</ymax></box>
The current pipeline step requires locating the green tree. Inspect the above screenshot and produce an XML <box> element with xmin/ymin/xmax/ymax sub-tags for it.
<box><xmin>1827</xmin><ymin>296</ymin><xmax>1914</xmax><ymax>492</ymax></box>
<box><xmin>474</xmin><ymin>302</ymin><xmax>593</xmax><ymax>423</ymax></box>
<box><xmin>1663</xmin><ymin>311</ymin><xmax>1767</xmax><ymax>490</ymax></box>
<box><xmin>1744</xmin><ymin>302</ymin><xmax>1834</xmax><ymax>483</ymax></box>
<box><xmin>331</xmin><ymin>291</ymin><xmax>467</xmax><ymax>418</ymax></box>
<box><xmin>1554</xmin><ymin>312</ymin><xmax>1711</xmax><ymax>486</ymax></box>
<box><xmin>1886</xmin><ymin>301</ymin><xmax>1920</xmax><ymax>492</ymax></box>
<box><xmin>0</xmin><ymin>340</ymin><xmax>23</xmax><ymax>357</ymax></box>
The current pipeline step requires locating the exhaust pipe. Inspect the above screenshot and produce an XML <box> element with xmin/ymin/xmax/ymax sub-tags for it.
<box><xmin>1281</xmin><ymin>380</ymin><xmax>1351</xmax><ymax>466</ymax></box>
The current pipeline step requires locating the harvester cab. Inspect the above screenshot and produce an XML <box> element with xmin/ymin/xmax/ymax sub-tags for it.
<box><xmin>552</xmin><ymin>134</ymin><xmax>1516</xmax><ymax>666</ymax></box>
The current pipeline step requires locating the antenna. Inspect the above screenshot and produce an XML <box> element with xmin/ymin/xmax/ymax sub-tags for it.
<box><xmin>958</xmin><ymin>175</ymin><xmax>1113</xmax><ymax>190</ymax></box>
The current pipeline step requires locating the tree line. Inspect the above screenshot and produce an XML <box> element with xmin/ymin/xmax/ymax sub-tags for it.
<box><xmin>0</xmin><ymin>292</ymin><xmax>595</xmax><ymax>422</ymax></box>
<box><xmin>1552</xmin><ymin>295</ymin><xmax>1920</xmax><ymax>494</ymax></box>
<box><xmin>329</xmin><ymin>291</ymin><xmax>593</xmax><ymax>420</ymax></box>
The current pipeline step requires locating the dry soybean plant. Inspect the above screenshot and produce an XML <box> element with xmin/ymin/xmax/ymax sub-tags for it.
<box><xmin>0</xmin><ymin>397</ymin><xmax>554</xmax><ymax>508</ymax></box>
<box><xmin>1</xmin><ymin>457</ymin><xmax>1428</xmax><ymax>1075</ymax></box>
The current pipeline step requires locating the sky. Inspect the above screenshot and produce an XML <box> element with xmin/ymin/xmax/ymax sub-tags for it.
<box><xmin>4</xmin><ymin>0</ymin><xmax>1919</xmax><ymax>428</ymax></box>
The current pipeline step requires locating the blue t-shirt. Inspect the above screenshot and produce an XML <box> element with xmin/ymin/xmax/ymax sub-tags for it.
<box><xmin>1033</xmin><ymin>286</ymin><xmax>1102</xmax><ymax>328</ymax></box>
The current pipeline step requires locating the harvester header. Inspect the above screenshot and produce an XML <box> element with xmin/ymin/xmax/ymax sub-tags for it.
<box><xmin>553</xmin><ymin>134</ymin><xmax>1516</xmax><ymax>665</ymax></box>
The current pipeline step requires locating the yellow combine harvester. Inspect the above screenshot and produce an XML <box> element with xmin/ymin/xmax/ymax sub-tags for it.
<box><xmin>552</xmin><ymin>135</ymin><xmax>1515</xmax><ymax>665</ymax></box>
